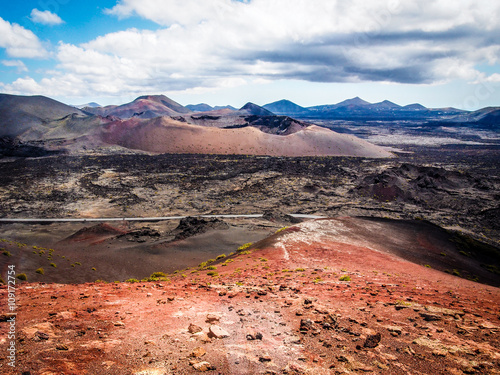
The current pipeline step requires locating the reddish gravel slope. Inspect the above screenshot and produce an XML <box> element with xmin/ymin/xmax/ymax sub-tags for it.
<box><xmin>1</xmin><ymin>218</ymin><xmax>499</xmax><ymax>374</ymax></box>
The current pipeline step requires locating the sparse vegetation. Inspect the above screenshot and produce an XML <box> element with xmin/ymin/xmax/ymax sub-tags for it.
<box><xmin>50</xmin><ymin>263</ymin><xmax>57</xmax><ymax>268</ymax></box>
<box><xmin>16</xmin><ymin>273</ymin><xmax>27</xmax><ymax>281</ymax></box>
<box><xmin>35</xmin><ymin>268</ymin><xmax>44</xmax><ymax>275</ymax></box>
<box><xmin>216</xmin><ymin>254</ymin><xmax>226</xmax><ymax>260</ymax></box>
<box><xmin>237</xmin><ymin>243</ymin><xmax>253</xmax><ymax>251</ymax></box>
<box><xmin>339</xmin><ymin>275</ymin><xmax>351</xmax><ymax>281</ymax></box>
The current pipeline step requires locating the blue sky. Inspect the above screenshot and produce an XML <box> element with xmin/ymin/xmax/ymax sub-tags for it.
<box><xmin>0</xmin><ymin>0</ymin><xmax>499</xmax><ymax>109</ymax></box>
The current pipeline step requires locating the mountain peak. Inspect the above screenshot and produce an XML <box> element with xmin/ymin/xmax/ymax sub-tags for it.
<box><xmin>239</xmin><ymin>102</ymin><xmax>274</xmax><ymax>116</ymax></box>
<box><xmin>263</xmin><ymin>99</ymin><xmax>308</xmax><ymax>115</ymax></box>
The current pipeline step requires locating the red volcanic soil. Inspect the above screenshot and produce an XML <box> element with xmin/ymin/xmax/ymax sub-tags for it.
<box><xmin>101</xmin><ymin>117</ymin><xmax>393</xmax><ymax>158</ymax></box>
<box><xmin>1</xmin><ymin>218</ymin><xmax>499</xmax><ymax>374</ymax></box>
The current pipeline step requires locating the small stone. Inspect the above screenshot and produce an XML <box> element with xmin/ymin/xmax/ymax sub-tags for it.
<box><xmin>189</xmin><ymin>323</ymin><xmax>203</xmax><ymax>334</ymax></box>
<box><xmin>206</xmin><ymin>314</ymin><xmax>221</xmax><ymax>324</ymax></box>
<box><xmin>208</xmin><ymin>325</ymin><xmax>229</xmax><ymax>339</ymax></box>
<box><xmin>56</xmin><ymin>344</ymin><xmax>68</xmax><ymax>351</ymax></box>
<box><xmin>113</xmin><ymin>321</ymin><xmax>125</xmax><ymax>327</ymax></box>
<box><xmin>363</xmin><ymin>333</ymin><xmax>381</xmax><ymax>348</ymax></box>
<box><xmin>259</xmin><ymin>355</ymin><xmax>272</xmax><ymax>362</ymax></box>
<box><xmin>190</xmin><ymin>347</ymin><xmax>206</xmax><ymax>358</ymax></box>
<box><xmin>192</xmin><ymin>361</ymin><xmax>214</xmax><ymax>371</ymax></box>
<box><xmin>420</xmin><ymin>313</ymin><xmax>441</xmax><ymax>322</ymax></box>
<box><xmin>35</xmin><ymin>331</ymin><xmax>50</xmax><ymax>340</ymax></box>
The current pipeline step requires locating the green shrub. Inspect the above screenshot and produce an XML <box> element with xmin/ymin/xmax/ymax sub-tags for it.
<box><xmin>75</xmin><ymin>262</ymin><xmax>81</xmax><ymax>266</ymax></box>
<box><xmin>207</xmin><ymin>271</ymin><xmax>218</xmax><ymax>277</ymax></box>
<box><xmin>126</xmin><ymin>278</ymin><xmax>140</xmax><ymax>283</ymax></box>
<box><xmin>91</xmin><ymin>267</ymin><xmax>96</xmax><ymax>271</ymax></box>
<box><xmin>35</xmin><ymin>268</ymin><xmax>44</xmax><ymax>275</ymax></box>
<box><xmin>339</xmin><ymin>275</ymin><xmax>351</xmax><ymax>281</ymax></box>
<box><xmin>295</xmin><ymin>268</ymin><xmax>305</xmax><ymax>272</ymax></box>
<box><xmin>16</xmin><ymin>273</ymin><xmax>27</xmax><ymax>281</ymax></box>
<box><xmin>207</xmin><ymin>265</ymin><xmax>217</xmax><ymax>270</ymax></box>
<box><xmin>216</xmin><ymin>254</ymin><xmax>226</xmax><ymax>260</ymax></box>
<box><xmin>424</xmin><ymin>264</ymin><xmax>431</xmax><ymax>268</ymax></box>
<box><xmin>50</xmin><ymin>263</ymin><xmax>57</xmax><ymax>268</ymax></box>
<box><xmin>2</xmin><ymin>250</ymin><xmax>12</xmax><ymax>257</ymax></box>
<box><xmin>237</xmin><ymin>243</ymin><xmax>253</xmax><ymax>251</ymax></box>
<box><xmin>150</xmin><ymin>271</ymin><xmax>167</xmax><ymax>278</ymax></box>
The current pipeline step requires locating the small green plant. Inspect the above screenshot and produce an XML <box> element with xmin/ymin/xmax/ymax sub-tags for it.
<box><xmin>50</xmin><ymin>263</ymin><xmax>57</xmax><ymax>268</ymax></box>
<box><xmin>207</xmin><ymin>265</ymin><xmax>217</xmax><ymax>270</ymax></box>
<box><xmin>91</xmin><ymin>267</ymin><xmax>96</xmax><ymax>271</ymax></box>
<box><xmin>150</xmin><ymin>271</ymin><xmax>167</xmax><ymax>278</ymax></box>
<box><xmin>313</xmin><ymin>277</ymin><xmax>323</xmax><ymax>284</ymax></box>
<box><xmin>275</xmin><ymin>226</ymin><xmax>289</xmax><ymax>234</ymax></box>
<box><xmin>216</xmin><ymin>254</ymin><xmax>226</xmax><ymax>260</ymax></box>
<box><xmin>260</xmin><ymin>258</ymin><xmax>268</xmax><ymax>262</ymax></box>
<box><xmin>424</xmin><ymin>264</ymin><xmax>432</xmax><ymax>268</ymax></box>
<box><xmin>452</xmin><ymin>269</ymin><xmax>461</xmax><ymax>276</ymax></box>
<box><xmin>440</xmin><ymin>252</ymin><xmax>447</xmax><ymax>257</ymax></box>
<box><xmin>295</xmin><ymin>268</ymin><xmax>305</xmax><ymax>272</ymax></box>
<box><xmin>237</xmin><ymin>243</ymin><xmax>253</xmax><ymax>251</ymax></box>
<box><xmin>339</xmin><ymin>275</ymin><xmax>351</xmax><ymax>282</ymax></box>
<box><xmin>2</xmin><ymin>250</ymin><xmax>12</xmax><ymax>257</ymax></box>
<box><xmin>75</xmin><ymin>262</ymin><xmax>81</xmax><ymax>266</ymax></box>
<box><xmin>236</xmin><ymin>281</ymin><xmax>244</xmax><ymax>286</ymax></box>
<box><xmin>35</xmin><ymin>268</ymin><xmax>44</xmax><ymax>275</ymax></box>
<box><xmin>16</xmin><ymin>273</ymin><xmax>27</xmax><ymax>281</ymax></box>
<box><xmin>126</xmin><ymin>278</ymin><xmax>140</xmax><ymax>283</ymax></box>
<box><xmin>239</xmin><ymin>250</ymin><xmax>251</xmax><ymax>255</ymax></box>
<box><xmin>207</xmin><ymin>271</ymin><xmax>218</xmax><ymax>277</ymax></box>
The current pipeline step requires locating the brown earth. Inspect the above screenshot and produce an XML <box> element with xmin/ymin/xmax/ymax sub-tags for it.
<box><xmin>1</xmin><ymin>217</ymin><xmax>499</xmax><ymax>374</ymax></box>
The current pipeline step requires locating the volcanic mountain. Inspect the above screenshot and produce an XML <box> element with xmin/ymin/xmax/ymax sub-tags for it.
<box><xmin>0</xmin><ymin>93</ymin><xmax>394</xmax><ymax>158</ymax></box>
<box><xmin>263</xmin><ymin>99</ymin><xmax>310</xmax><ymax>116</ymax></box>
<box><xmin>83</xmin><ymin>95</ymin><xmax>192</xmax><ymax>119</ymax></box>
<box><xmin>0</xmin><ymin>94</ymin><xmax>85</xmax><ymax>137</ymax></box>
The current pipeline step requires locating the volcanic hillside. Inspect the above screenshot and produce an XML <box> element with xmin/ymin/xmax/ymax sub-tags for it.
<box><xmin>1</xmin><ymin>217</ymin><xmax>499</xmax><ymax>374</ymax></box>
<box><xmin>0</xmin><ymin>94</ymin><xmax>85</xmax><ymax>137</ymax></box>
<box><xmin>0</xmin><ymin>93</ymin><xmax>394</xmax><ymax>158</ymax></box>
<box><xmin>101</xmin><ymin>116</ymin><xmax>393</xmax><ymax>157</ymax></box>
<box><xmin>83</xmin><ymin>95</ymin><xmax>192</xmax><ymax>119</ymax></box>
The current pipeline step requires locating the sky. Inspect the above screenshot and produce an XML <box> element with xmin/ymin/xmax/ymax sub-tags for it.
<box><xmin>0</xmin><ymin>0</ymin><xmax>499</xmax><ymax>110</ymax></box>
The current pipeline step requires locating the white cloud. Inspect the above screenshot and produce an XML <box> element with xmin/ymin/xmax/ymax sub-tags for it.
<box><xmin>4</xmin><ymin>0</ymin><xmax>500</xmax><ymax>100</ymax></box>
<box><xmin>2</xmin><ymin>60</ymin><xmax>28</xmax><ymax>73</ymax></box>
<box><xmin>0</xmin><ymin>17</ymin><xmax>49</xmax><ymax>58</ymax></box>
<box><xmin>30</xmin><ymin>9</ymin><xmax>64</xmax><ymax>25</ymax></box>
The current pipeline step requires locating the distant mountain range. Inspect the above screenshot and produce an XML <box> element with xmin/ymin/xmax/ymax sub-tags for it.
<box><xmin>0</xmin><ymin>93</ymin><xmax>394</xmax><ymax>158</ymax></box>
<box><xmin>262</xmin><ymin>97</ymin><xmax>474</xmax><ymax>121</ymax></box>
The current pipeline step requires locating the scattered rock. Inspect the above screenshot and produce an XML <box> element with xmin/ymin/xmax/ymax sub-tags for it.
<box><xmin>35</xmin><ymin>331</ymin><xmax>49</xmax><ymax>341</ymax></box>
<box><xmin>363</xmin><ymin>333</ymin><xmax>381</xmax><ymax>348</ymax></box>
<box><xmin>113</xmin><ymin>321</ymin><xmax>125</xmax><ymax>327</ymax></box>
<box><xmin>206</xmin><ymin>314</ymin><xmax>221</xmax><ymax>324</ymax></box>
<box><xmin>208</xmin><ymin>325</ymin><xmax>229</xmax><ymax>339</ymax></box>
<box><xmin>420</xmin><ymin>313</ymin><xmax>442</xmax><ymax>322</ymax></box>
<box><xmin>192</xmin><ymin>361</ymin><xmax>214</xmax><ymax>372</ymax></box>
<box><xmin>56</xmin><ymin>343</ymin><xmax>69</xmax><ymax>350</ymax></box>
<box><xmin>190</xmin><ymin>347</ymin><xmax>206</xmax><ymax>358</ymax></box>
<box><xmin>259</xmin><ymin>355</ymin><xmax>272</xmax><ymax>362</ymax></box>
<box><xmin>189</xmin><ymin>323</ymin><xmax>203</xmax><ymax>334</ymax></box>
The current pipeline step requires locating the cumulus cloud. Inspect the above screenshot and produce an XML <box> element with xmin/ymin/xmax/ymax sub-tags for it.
<box><xmin>0</xmin><ymin>17</ymin><xmax>49</xmax><ymax>58</ymax></box>
<box><xmin>4</xmin><ymin>0</ymin><xmax>500</xmax><ymax>98</ymax></box>
<box><xmin>30</xmin><ymin>9</ymin><xmax>64</xmax><ymax>25</ymax></box>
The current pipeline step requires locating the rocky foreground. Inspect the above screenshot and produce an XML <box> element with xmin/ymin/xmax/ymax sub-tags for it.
<box><xmin>1</xmin><ymin>218</ymin><xmax>499</xmax><ymax>374</ymax></box>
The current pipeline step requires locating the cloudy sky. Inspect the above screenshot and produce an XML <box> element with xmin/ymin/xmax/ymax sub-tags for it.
<box><xmin>0</xmin><ymin>0</ymin><xmax>499</xmax><ymax>109</ymax></box>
